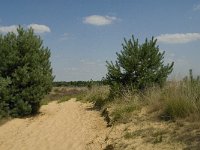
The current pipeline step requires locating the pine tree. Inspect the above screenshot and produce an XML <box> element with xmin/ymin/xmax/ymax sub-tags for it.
<box><xmin>0</xmin><ymin>26</ymin><xmax>54</xmax><ymax>117</ymax></box>
<box><xmin>106</xmin><ymin>35</ymin><xmax>174</xmax><ymax>96</ymax></box>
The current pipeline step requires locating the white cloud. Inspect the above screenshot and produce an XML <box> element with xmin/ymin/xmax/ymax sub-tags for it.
<box><xmin>193</xmin><ymin>4</ymin><xmax>200</xmax><ymax>11</ymax></box>
<box><xmin>28</xmin><ymin>24</ymin><xmax>51</xmax><ymax>33</ymax></box>
<box><xmin>156</xmin><ymin>33</ymin><xmax>200</xmax><ymax>44</ymax></box>
<box><xmin>0</xmin><ymin>24</ymin><xmax>51</xmax><ymax>34</ymax></box>
<box><xmin>0</xmin><ymin>25</ymin><xmax>18</xmax><ymax>33</ymax></box>
<box><xmin>83</xmin><ymin>15</ymin><xmax>117</xmax><ymax>26</ymax></box>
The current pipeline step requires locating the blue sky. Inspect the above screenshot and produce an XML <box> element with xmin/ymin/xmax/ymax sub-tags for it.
<box><xmin>0</xmin><ymin>0</ymin><xmax>200</xmax><ymax>81</ymax></box>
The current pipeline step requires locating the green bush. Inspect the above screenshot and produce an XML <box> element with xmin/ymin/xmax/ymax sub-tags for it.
<box><xmin>106</xmin><ymin>35</ymin><xmax>174</xmax><ymax>97</ymax></box>
<box><xmin>0</xmin><ymin>26</ymin><xmax>54</xmax><ymax>117</ymax></box>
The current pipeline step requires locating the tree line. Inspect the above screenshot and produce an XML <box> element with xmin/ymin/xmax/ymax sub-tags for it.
<box><xmin>53</xmin><ymin>80</ymin><xmax>107</xmax><ymax>87</ymax></box>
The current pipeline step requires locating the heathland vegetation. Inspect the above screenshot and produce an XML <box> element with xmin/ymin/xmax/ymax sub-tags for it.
<box><xmin>39</xmin><ymin>35</ymin><xmax>200</xmax><ymax>149</ymax></box>
<box><xmin>67</xmin><ymin>35</ymin><xmax>200</xmax><ymax>149</ymax></box>
<box><xmin>0</xmin><ymin>29</ymin><xmax>200</xmax><ymax>149</ymax></box>
<box><xmin>79</xmin><ymin>36</ymin><xmax>200</xmax><ymax>122</ymax></box>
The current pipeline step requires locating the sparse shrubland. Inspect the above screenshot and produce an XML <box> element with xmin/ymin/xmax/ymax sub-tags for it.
<box><xmin>81</xmin><ymin>70</ymin><xmax>200</xmax><ymax>124</ymax></box>
<box><xmin>80</xmin><ymin>73</ymin><xmax>200</xmax><ymax>149</ymax></box>
<box><xmin>1</xmin><ymin>30</ymin><xmax>199</xmax><ymax>148</ymax></box>
<box><xmin>77</xmin><ymin>35</ymin><xmax>200</xmax><ymax>149</ymax></box>
<box><xmin>80</xmin><ymin>35</ymin><xmax>200</xmax><ymax>123</ymax></box>
<box><xmin>38</xmin><ymin>34</ymin><xmax>199</xmax><ymax>149</ymax></box>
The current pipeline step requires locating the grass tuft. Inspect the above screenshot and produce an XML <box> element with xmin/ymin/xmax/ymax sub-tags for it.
<box><xmin>80</xmin><ymin>85</ymin><xmax>110</xmax><ymax>109</ymax></box>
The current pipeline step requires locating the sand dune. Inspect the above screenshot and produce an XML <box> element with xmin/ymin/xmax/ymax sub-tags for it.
<box><xmin>0</xmin><ymin>99</ymin><xmax>108</xmax><ymax>150</ymax></box>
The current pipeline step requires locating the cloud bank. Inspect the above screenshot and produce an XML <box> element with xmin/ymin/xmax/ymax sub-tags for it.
<box><xmin>83</xmin><ymin>15</ymin><xmax>117</xmax><ymax>26</ymax></box>
<box><xmin>0</xmin><ymin>24</ymin><xmax>51</xmax><ymax>34</ymax></box>
<box><xmin>156</xmin><ymin>33</ymin><xmax>200</xmax><ymax>44</ymax></box>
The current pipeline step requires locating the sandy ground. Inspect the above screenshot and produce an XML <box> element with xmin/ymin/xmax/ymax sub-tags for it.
<box><xmin>0</xmin><ymin>99</ymin><xmax>108</xmax><ymax>150</ymax></box>
<box><xmin>1</xmin><ymin>98</ymin><xmax>197</xmax><ymax>150</ymax></box>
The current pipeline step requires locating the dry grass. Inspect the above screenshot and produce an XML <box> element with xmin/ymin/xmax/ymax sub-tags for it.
<box><xmin>108</xmin><ymin>91</ymin><xmax>142</xmax><ymax>124</ymax></box>
<box><xmin>144</xmin><ymin>81</ymin><xmax>200</xmax><ymax>120</ymax></box>
<box><xmin>55</xmin><ymin>82</ymin><xmax>200</xmax><ymax>149</ymax></box>
<box><xmin>41</xmin><ymin>86</ymin><xmax>87</xmax><ymax>104</ymax></box>
<box><xmin>81</xmin><ymin>80</ymin><xmax>200</xmax><ymax>123</ymax></box>
<box><xmin>59</xmin><ymin>82</ymin><xmax>200</xmax><ymax>149</ymax></box>
<box><xmin>80</xmin><ymin>85</ymin><xmax>110</xmax><ymax>109</ymax></box>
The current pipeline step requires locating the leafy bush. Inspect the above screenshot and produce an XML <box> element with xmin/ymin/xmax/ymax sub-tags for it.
<box><xmin>106</xmin><ymin>35</ymin><xmax>174</xmax><ymax>97</ymax></box>
<box><xmin>0</xmin><ymin>26</ymin><xmax>54</xmax><ymax>117</ymax></box>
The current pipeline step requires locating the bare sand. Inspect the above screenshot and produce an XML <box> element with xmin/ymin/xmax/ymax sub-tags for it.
<box><xmin>0</xmin><ymin>99</ymin><xmax>108</xmax><ymax>150</ymax></box>
<box><xmin>0</xmin><ymin>98</ymin><xmax>192</xmax><ymax>150</ymax></box>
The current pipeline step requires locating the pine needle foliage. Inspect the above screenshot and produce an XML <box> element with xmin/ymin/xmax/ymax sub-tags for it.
<box><xmin>106</xmin><ymin>35</ymin><xmax>174</xmax><ymax>96</ymax></box>
<box><xmin>0</xmin><ymin>26</ymin><xmax>54</xmax><ymax>117</ymax></box>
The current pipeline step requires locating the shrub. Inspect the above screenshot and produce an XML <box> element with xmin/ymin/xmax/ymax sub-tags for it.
<box><xmin>0</xmin><ymin>26</ymin><xmax>54</xmax><ymax>117</ymax></box>
<box><xmin>81</xmin><ymin>86</ymin><xmax>110</xmax><ymax>109</ymax></box>
<box><xmin>106</xmin><ymin>35</ymin><xmax>174</xmax><ymax>97</ymax></box>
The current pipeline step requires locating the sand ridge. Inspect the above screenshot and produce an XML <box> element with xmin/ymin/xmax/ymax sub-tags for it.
<box><xmin>0</xmin><ymin>99</ymin><xmax>108</xmax><ymax>150</ymax></box>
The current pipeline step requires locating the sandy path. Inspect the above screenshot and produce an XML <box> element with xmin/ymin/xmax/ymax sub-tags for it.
<box><xmin>0</xmin><ymin>99</ymin><xmax>108</xmax><ymax>150</ymax></box>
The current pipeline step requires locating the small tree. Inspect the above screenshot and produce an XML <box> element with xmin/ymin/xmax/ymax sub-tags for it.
<box><xmin>0</xmin><ymin>26</ymin><xmax>54</xmax><ymax>117</ymax></box>
<box><xmin>106</xmin><ymin>35</ymin><xmax>174</xmax><ymax>96</ymax></box>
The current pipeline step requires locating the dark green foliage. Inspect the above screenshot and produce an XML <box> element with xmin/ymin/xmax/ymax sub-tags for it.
<box><xmin>106</xmin><ymin>35</ymin><xmax>174</xmax><ymax>96</ymax></box>
<box><xmin>53</xmin><ymin>80</ymin><xmax>106</xmax><ymax>87</ymax></box>
<box><xmin>0</xmin><ymin>26</ymin><xmax>54</xmax><ymax>117</ymax></box>
<box><xmin>0</xmin><ymin>77</ymin><xmax>11</xmax><ymax>118</ymax></box>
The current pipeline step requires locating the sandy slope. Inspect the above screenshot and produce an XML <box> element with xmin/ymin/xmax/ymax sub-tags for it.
<box><xmin>0</xmin><ymin>99</ymin><xmax>108</xmax><ymax>150</ymax></box>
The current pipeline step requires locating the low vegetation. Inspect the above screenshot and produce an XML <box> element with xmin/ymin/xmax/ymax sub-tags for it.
<box><xmin>1</xmin><ymin>31</ymin><xmax>199</xmax><ymax>148</ymax></box>
<box><xmin>75</xmin><ymin>36</ymin><xmax>200</xmax><ymax>128</ymax></box>
<box><xmin>79</xmin><ymin>85</ymin><xmax>110</xmax><ymax>109</ymax></box>
<box><xmin>41</xmin><ymin>87</ymin><xmax>86</xmax><ymax>104</ymax></box>
<box><xmin>80</xmin><ymin>70</ymin><xmax>200</xmax><ymax>123</ymax></box>
<box><xmin>77</xmin><ymin>35</ymin><xmax>200</xmax><ymax>149</ymax></box>
<box><xmin>79</xmin><ymin>71</ymin><xmax>200</xmax><ymax>149</ymax></box>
